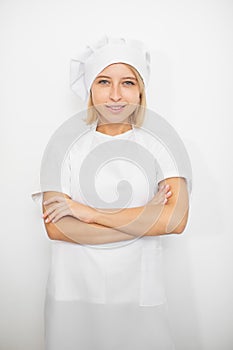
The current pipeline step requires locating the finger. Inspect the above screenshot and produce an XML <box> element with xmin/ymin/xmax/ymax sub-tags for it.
<box><xmin>44</xmin><ymin>214</ymin><xmax>53</xmax><ymax>223</ymax></box>
<box><xmin>164</xmin><ymin>184</ymin><xmax>170</xmax><ymax>192</ymax></box>
<box><xmin>159</xmin><ymin>188</ymin><xmax>169</xmax><ymax>199</ymax></box>
<box><xmin>43</xmin><ymin>196</ymin><xmax>66</xmax><ymax>205</ymax></box>
<box><xmin>159</xmin><ymin>190</ymin><xmax>171</xmax><ymax>204</ymax></box>
<box><xmin>50</xmin><ymin>209</ymin><xmax>71</xmax><ymax>223</ymax></box>
<box><xmin>166</xmin><ymin>191</ymin><xmax>172</xmax><ymax>198</ymax></box>
<box><xmin>44</xmin><ymin>205</ymin><xmax>70</xmax><ymax>223</ymax></box>
<box><xmin>159</xmin><ymin>184</ymin><xmax>170</xmax><ymax>193</ymax></box>
<box><xmin>43</xmin><ymin>202</ymin><xmax>65</xmax><ymax>218</ymax></box>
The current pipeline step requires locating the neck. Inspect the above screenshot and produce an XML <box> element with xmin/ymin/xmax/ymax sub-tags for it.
<box><xmin>96</xmin><ymin>122</ymin><xmax>132</xmax><ymax>136</ymax></box>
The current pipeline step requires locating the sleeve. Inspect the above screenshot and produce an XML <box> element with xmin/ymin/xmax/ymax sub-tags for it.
<box><xmin>153</xmin><ymin>138</ymin><xmax>192</xmax><ymax>195</ymax></box>
<box><xmin>137</xmin><ymin>110</ymin><xmax>193</xmax><ymax>195</ymax></box>
<box><xmin>30</xmin><ymin>114</ymin><xmax>91</xmax><ymax>215</ymax></box>
<box><xmin>31</xmin><ymin>164</ymin><xmax>43</xmax><ymax>214</ymax></box>
<box><xmin>31</xmin><ymin>150</ymin><xmax>72</xmax><ymax>215</ymax></box>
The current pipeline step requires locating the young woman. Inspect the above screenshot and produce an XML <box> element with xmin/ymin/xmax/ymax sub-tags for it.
<box><xmin>32</xmin><ymin>36</ymin><xmax>191</xmax><ymax>350</ymax></box>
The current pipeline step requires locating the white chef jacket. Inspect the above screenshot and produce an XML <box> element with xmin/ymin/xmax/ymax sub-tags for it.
<box><xmin>32</xmin><ymin>122</ymin><xmax>190</xmax><ymax>307</ymax></box>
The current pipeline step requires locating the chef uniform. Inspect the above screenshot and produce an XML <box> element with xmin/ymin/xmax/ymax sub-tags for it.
<box><xmin>31</xmin><ymin>36</ymin><xmax>192</xmax><ymax>350</ymax></box>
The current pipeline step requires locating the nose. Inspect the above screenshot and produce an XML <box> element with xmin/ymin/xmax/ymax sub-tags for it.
<box><xmin>109</xmin><ymin>84</ymin><xmax>122</xmax><ymax>101</ymax></box>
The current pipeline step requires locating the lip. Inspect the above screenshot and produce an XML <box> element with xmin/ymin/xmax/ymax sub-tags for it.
<box><xmin>105</xmin><ymin>105</ymin><xmax>126</xmax><ymax>113</ymax></box>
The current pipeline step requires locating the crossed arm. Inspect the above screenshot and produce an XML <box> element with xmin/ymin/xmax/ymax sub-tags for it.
<box><xmin>42</xmin><ymin>177</ymin><xmax>189</xmax><ymax>245</ymax></box>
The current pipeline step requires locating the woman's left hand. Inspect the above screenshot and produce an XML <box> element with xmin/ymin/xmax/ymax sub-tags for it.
<box><xmin>43</xmin><ymin>196</ymin><xmax>96</xmax><ymax>224</ymax></box>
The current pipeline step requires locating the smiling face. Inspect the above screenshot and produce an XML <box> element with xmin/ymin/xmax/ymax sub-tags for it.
<box><xmin>90</xmin><ymin>63</ymin><xmax>141</xmax><ymax>125</ymax></box>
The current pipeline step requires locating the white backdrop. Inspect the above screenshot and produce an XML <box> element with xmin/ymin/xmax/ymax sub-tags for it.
<box><xmin>1</xmin><ymin>0</ymin><xmax>232</xmax><ymax>349</ymax></box>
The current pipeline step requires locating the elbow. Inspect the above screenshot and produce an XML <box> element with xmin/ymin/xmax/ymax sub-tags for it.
<box><xmin>43</xmin><ymin>221</ymin><xmax>59</xmax><ymax>240</ymax></box>
<box><xmin>166</xmin><ymin>212</ymin><xmax>189</xmax><ymax>235</ymax></box>
<box><xmin>171</xmin><ymin>215</ymin><xmax>189</xmax><ymax>235</ymax></box>
<box><xmin>172</xmin><ymin>224</ymin><xmax>186</xmax><ymax>235</ymax></box>
<box><xmin>145</xmin><ymin>215</ymin><xmax>188</xmax><ymax>236</ymax></box>
<box><xmin>162</xmin><ymin>224</ymin><xmax>185</xmax><ymax>235</ymax></box>
<box><xmin>43</xmin><ymin>220</ymin><xmax>74</xmax><ymax>243</ymax></box>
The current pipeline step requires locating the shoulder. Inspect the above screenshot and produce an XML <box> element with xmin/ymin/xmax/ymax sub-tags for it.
<box><xmin>64</xmin><ymin>128</ymin><xmax>94</xmax><ymax>158</ymax></box>
<box><xmin>134</xmin><ymin>126</ymin><xmax>168</xmax><ymax>155</ymax></box>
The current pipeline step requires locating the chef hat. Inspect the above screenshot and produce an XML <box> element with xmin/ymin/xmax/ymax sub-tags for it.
<box><xmin>70</xmin><ymin>35</ymin><xmax>151</xmax><ymax>102</ymax></box>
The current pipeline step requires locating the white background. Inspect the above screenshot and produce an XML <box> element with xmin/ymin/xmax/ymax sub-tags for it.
<box><xmin>0</xmin><ymin>0</ymin><xmax>232</xmax><ymax>349</ymax></box>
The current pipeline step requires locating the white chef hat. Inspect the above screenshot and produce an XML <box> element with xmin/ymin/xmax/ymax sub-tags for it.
<box><xmin>70</xmin><ymin>35</ymin><xmax>151</xmax><ymax>102</ymax></box>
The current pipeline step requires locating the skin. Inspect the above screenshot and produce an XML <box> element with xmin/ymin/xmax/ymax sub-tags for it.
<box><xmin>91</xmin><ymin>63</ymin><xmax>141</xmax><ymax>135</ymax></box>
<box><xmin>42</xmin><ymin>63</ymin><xmax>189</xmax><ymax>243</ymax></box>
<box><xmin>42</xmin><ymin>184</ymin><xmax>172</xmax><ymax>244</ymax></box>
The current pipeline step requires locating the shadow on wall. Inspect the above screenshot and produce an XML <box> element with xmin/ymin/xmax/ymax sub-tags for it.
<box><xmin>161</xmin><ymin>137</ymin><xmax>223</xmax><ymax>350</ymax></box>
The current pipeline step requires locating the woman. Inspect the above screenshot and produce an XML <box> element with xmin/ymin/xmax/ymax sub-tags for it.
<box><xmin>32</xmin><ymin>36</ymin><xmax>191</xmax><ymax>350</ymax></box>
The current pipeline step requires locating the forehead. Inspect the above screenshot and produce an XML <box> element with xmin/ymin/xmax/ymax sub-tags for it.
<box><xmin>96</xmin><ymin>63</ymin><xmax>136</xmax><ymax>78</ymax></box>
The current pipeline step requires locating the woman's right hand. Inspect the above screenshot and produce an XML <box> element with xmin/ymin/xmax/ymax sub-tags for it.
<box><xmin>148</xmin><ymin>184</ymin><xmax>172</xmax><ymax>206</ymax></box>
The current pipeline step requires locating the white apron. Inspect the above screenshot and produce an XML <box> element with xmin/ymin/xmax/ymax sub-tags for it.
<box><xmin>32</xmin><ymin>123</ymin><xmax>182</xmax><ymax>349</ymax></box>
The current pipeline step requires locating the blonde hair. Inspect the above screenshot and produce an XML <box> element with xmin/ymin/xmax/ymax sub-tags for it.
<box><xmin>84</xmin><ymin>63</ymin><xmax>147</xmax><ymax>128</ymax></box>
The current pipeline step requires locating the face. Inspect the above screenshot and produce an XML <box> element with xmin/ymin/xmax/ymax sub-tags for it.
<box><xmin>90</xmin><ymin>63</ymin><xmax>141</xmax><ymax>124</ymax></box>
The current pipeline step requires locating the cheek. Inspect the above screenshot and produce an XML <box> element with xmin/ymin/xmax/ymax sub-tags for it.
<box><xmin>91</xmin><ymin>88</ymin><xmax>108</xmax><ymax>104</ymax></box>
<box><xmin>126</xmin><ymin>89</ymin><xmax>141</xmax><ymax>103</ymax></box>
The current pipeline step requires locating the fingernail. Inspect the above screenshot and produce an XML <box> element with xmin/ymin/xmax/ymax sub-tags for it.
<box><xmin>45</xmin><ymin>218</ymin><xmax>49</xmax><ymax>223</ymax></box>
<box><xmin>43</xmin><ymin>201</ymin><xmax>47</xmax><ymax>205</ymax></box>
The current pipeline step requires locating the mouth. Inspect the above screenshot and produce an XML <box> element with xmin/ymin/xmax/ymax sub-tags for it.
<box><xmin>105</xmin><ymin>105</ymin><xmax>126</xmax><ymax>113</ymax></box>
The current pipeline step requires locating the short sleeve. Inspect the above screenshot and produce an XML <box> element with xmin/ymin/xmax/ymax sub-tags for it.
<box><xmin>30</xmin><ymin>115</ymin><xmax>91</xmax><ymax>215</ymax></box>
<box><xmin>31</xmin><ymin>151</ymin><xmax>72</xmax><ymax>215</ymax></box>
<box><xmin>135</xmin><ymin>110</ymin><xmax>192</xmax><ymax>195</ymax></box>
<box><xmin>155</xmin><ymin>142</ymin><xmax>180</xmax><ymax>183</ymax></box>
<box><xmin>152</xmin><ymin>139</ymin><xmax>192</xmax><ymax>195</ymax></box>
<box><xmin>31</xmin><ymin>164</ymin><xmax>43</xmax><ymax>214</ymax></box>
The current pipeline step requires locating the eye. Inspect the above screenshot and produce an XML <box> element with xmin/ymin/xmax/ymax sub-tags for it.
<box><xmin>98</xmin><ymin>79</ymin><xmax>110</xmax><ymax>85</ymax></box>
<box><xmin>123</xmin><ymin>81</ymin><xmax>135</xmax><ymax>86</ymax></box>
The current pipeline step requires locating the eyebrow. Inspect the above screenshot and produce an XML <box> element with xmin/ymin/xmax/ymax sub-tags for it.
<box><xmin>95</xmin><ymin>75</ymin><xmax>137</xmax><ymax>80</ymax></box>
